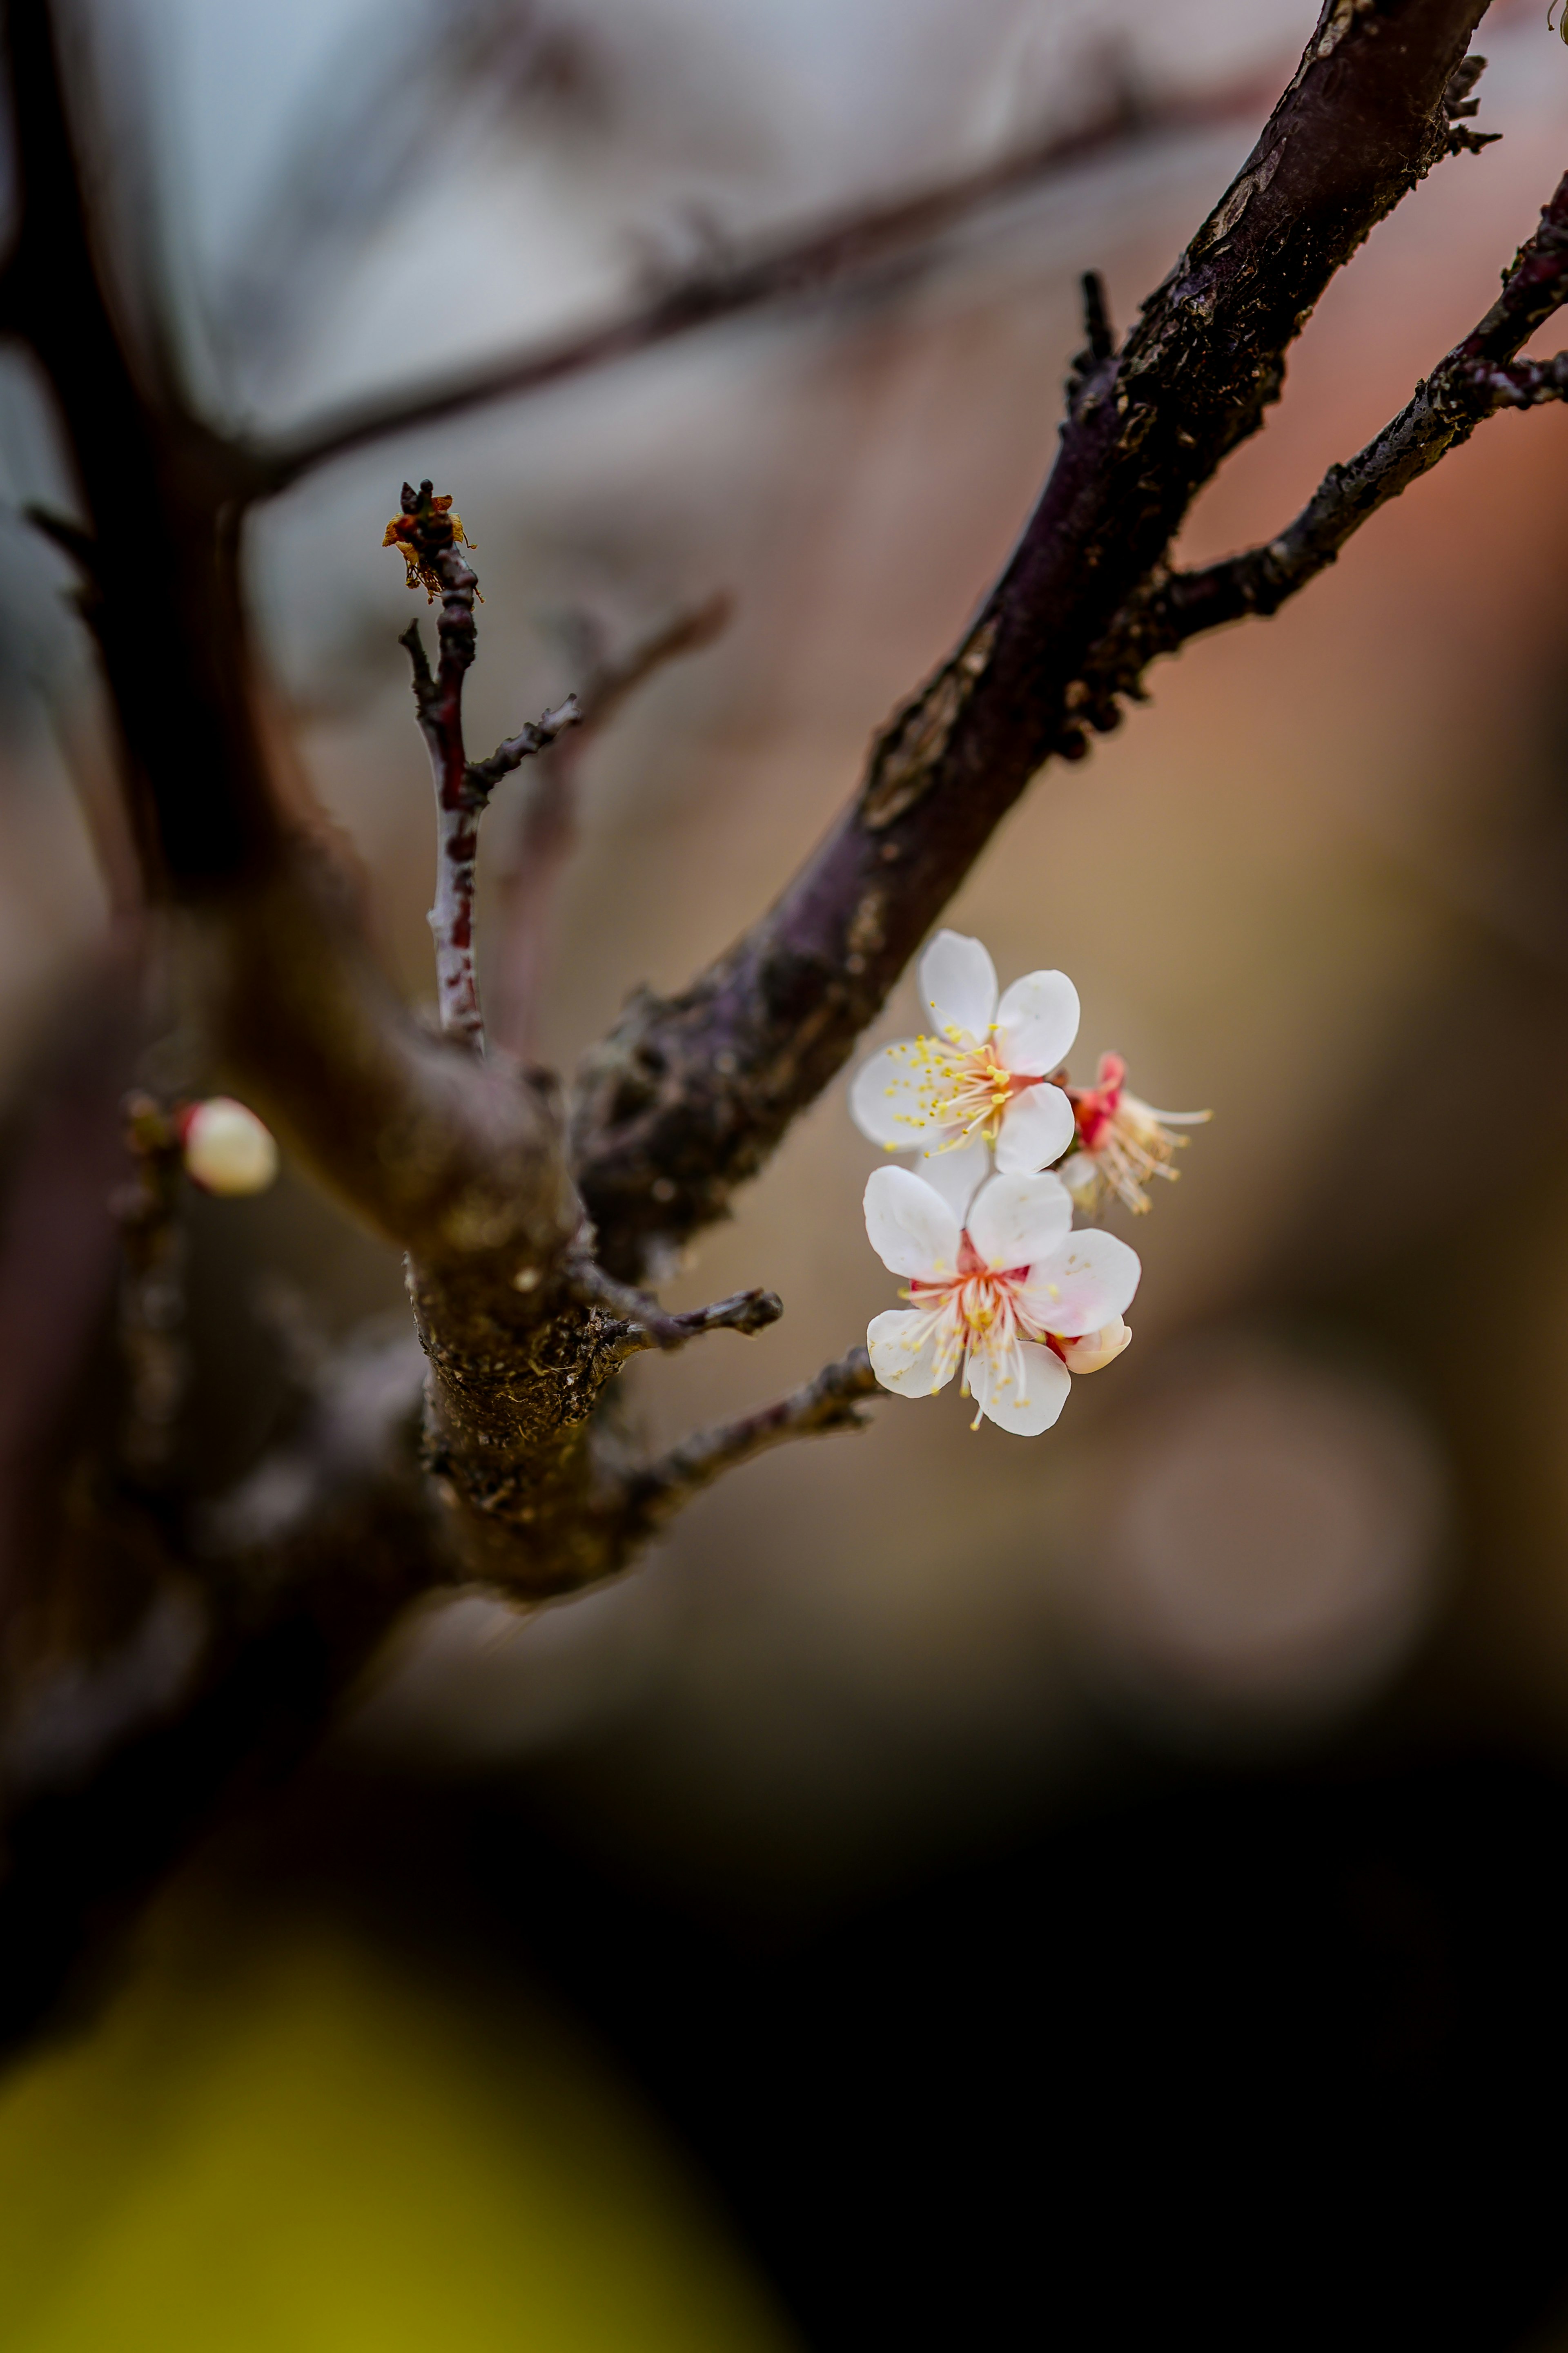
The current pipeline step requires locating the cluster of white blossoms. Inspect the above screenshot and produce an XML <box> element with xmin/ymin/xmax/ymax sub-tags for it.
<box><xmin>849</xmin><ymin>930</ymin><xmax>1205</xmax><ymax>1436</ymax></box>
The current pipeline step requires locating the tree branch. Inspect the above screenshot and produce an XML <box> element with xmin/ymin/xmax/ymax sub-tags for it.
<box><xmin>566</xmin><ymin>1261</ymin><xmax>782</xmax><ymax>1354</ymax></box>
<box><xmin>625</xmin><ymin>1347</ymin><xmax>879</xmax><ymax>1527</ymax></box>
<box><xmin>572</xmin><ymin>0</ymin><xmax>1495</xmax><ymax>1281</ymax></box>
<box><xmin>1076</xmin><ymin>167</ymin><xmax>1568</xmax><ymax>690</ymax></box>
<box><xmin>240</xmin><ymin>70</ymin><xmax>1282</xmax><ymax>499</ymax></box>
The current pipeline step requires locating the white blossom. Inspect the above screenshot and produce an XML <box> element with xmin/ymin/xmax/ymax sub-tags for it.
<box><xmin>851</xmin><ymin>930</ymin><xmax>1078</xmax><ymax>1177</ymax></box>
<box><xmin>864</xmin><ymin>1162</ymin><xmax>1140</xmax><ymax>1435</ymax></box>
<box><xmin>180</xmin><ymin>1098</ymin><xmax>279</xmax><ymax>1197</ymax></box>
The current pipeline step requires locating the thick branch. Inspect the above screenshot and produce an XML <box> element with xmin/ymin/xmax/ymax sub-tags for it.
<box><xmin>625</xmin><ymin>1347</ymin><xmax>879</xmax><ymax>1526</ymax></box>
<box><xmin>242</xmin><ymin>72</ymin><xmax>1281</xmax><ymax>499</ymax></box>
<box><xmin>572</xmin><ymin>0</ymin><xmax>1493</xmax><ymax>1280</ymax></box>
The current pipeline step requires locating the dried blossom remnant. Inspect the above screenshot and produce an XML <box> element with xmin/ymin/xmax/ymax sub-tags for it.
<box><xmin>383</xmin><ymin>487</ymin><xmax>476</xmax><ymax>602</ymax></box>
<box><xmin>863</xmin><ymin>1164</ymin><xmax>1140</xmax><ymax>1436</ymax></box>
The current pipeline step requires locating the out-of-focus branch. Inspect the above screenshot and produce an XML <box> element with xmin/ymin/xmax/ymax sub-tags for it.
<box><xmin>0</xmin><ymin>6</ymin><xmax>578</xmax><ymax>1277</ymax></box>
<box><xmin>241</xmin><ymin>71</ymin><xmax>1280</xmax><ymax>499</ymax></box>
<box><xmin>113</xmin><ymin>1096</ymin><xmax>187</xmax><ymax>1482</ymax></box>
<box><xmin>488</xmin><ymin>593</ymin><xmax>731</xmax><ymax>1059</ymax></box>
<box><xmin>625</xmin><ymin>1347</ymin><xmax>879</xmax><ymax>1526</ymax></box>
<box><xmin>572</xmin><ymin>0</ymin><xmax>1495</xmax><ymax>1281</ymax></box>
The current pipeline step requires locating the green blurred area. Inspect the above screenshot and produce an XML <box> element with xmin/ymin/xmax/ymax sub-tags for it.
<box><xmin>0</xmin><ymin>1893</ymin><xmax>797</xmax><ymax>2353</ymax></box>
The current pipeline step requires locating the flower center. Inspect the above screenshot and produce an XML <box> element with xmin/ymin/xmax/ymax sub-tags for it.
<box><xmin>930</xmin><ymin>1038</ymin><xmax>1028</xmax><ymax>1143</ymax></box>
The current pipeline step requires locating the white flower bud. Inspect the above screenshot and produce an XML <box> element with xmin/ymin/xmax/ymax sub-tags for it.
<box><xmin>181</xmin><ymin>1097</ymin><xmax>279</xmax><ymax>1197</ymax></box>
<box><xmin>1057</xmin><ymin>1319</ymin><xmax>1131</xmax><ymax>1376</ymax></box>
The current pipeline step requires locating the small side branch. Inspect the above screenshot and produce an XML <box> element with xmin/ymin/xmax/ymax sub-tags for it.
<box><xmin>466</xmin><ymin>698</ymin><xmax>581</xmax><ymax>795</ymax></box>
<box><xmin>567</xmin><ymin>1258</ymin><xmax>782</xmax><ymax>1352</ymax></box>
<box><xmin>626</xmin><ymin>1347</ymin><xmax>878</xmax><ymax>1524</ymax></box>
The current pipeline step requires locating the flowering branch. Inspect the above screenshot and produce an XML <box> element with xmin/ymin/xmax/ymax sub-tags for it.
<box><xmin>572</xmin><ymin>0</ymin><xmax>1494</xmax><ymax>1283</ymax></box>
<box><xmin>625</xmin><ymin>1347</ymin><xmax>880</xmax><ymax>1527</ymax></box>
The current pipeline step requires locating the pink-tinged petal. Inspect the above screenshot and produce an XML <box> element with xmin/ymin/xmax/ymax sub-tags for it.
<box><xmin>863</xmin><ymin>1165</ymin><xmax>962</xmax><ymax>1280</ymax></box>
<box><xmin>850</xmin><ymin>1042</ymin><xmax>950</xmax><ymax>1148</ymax></box>
<box><xmin>1022</xmin><ymin>1229</ymin><xmax>1141</xmax><ymax>1338</ymax></box>
<box><xmin>919</xmin><ymin>929</ymin><xmax>997</xmax><ymax>1044</ymax></box>
<box><xmin>914</xmin><ymin>1135</ymin><xmax>990</xmax><ymax>1223</ymax></box>
<box><xmin>993</xmin><ymin>1081</ymin><xmax>1076</xmax><ymax>1175</ymax></box>
<box><xmin>994</xmin><ymin>968</ymin><xmax>1080</xmax><ymax>1075</ymax></box>
<box><xmin>966</xmin><ymin>1338</ymin><xmax>1070</xmax><ymax>1436</ymax></box>
<box><xmin>965</xmin><ymin>1169</ymin><xmax>1073</xmax><ymax>1272</ymax></box>
<box><xmin>1057</xmin><ymin>1318</ymin><xmax>1132</xmax><ymax>1375</ymax></box>
<box><xmin>868</xmin><ymin>1308</ymin><xmax>956</xmax><ymax>1397</ymax></box>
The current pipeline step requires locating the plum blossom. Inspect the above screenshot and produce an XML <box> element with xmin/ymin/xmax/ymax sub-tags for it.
<box><xmin>1060</xmin><ymin>1052</ymin><xmax>1210</xmax><ymax>1216</ymax></box>
<box><xmin>864</xmin><ymin>1161</ymin><xmax>1140</xmax><ymax>1435</ymax></box>
<box><xmin>851</xmin><ymin>930</ymin><xmax>1079</xmax><ymax>1179</ymax></box>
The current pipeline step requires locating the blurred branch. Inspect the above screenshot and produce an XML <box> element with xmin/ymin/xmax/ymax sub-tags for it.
<box><xmin>626</xmin><ymin>1347</ymin><xmax>879</xmax><ymax>1527</ymax></box>
<box><xmin>241</xmin><ymin>69</ymin><xmax>1280</xmax><ymax>499</ymax></box>
<box><xmin>488</xmin><ymin>593</ymin><xmax>731</xmax><ymax>1058</ymax></box>
<box><xmin>572</xmin><ymin>0</ymin><xmax>1496</xmax><ymax>1280</ymax></box>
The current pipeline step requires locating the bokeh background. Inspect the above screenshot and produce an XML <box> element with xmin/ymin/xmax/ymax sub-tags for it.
<box><xmin>4</xmin><ymin>0</ymin><xmax>1568</xmax><ymax>2344</ymax></box>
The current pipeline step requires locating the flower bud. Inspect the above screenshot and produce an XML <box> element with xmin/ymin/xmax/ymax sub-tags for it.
<box><xmin>179</xmin><ymin>1098</ymin><xmax>279</xmax><ymax>1197</ymax></box>
<box><xmin>1057</xmin><ymin>1319</ymin><xmax>1131</xmax><ymax>1376</ymax></box>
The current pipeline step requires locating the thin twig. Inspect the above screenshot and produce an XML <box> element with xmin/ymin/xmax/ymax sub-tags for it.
<box><xmin>567</xmin><ymin>1258</ymin><xmax>782</xmax><ymax>1352</ymax></box>
<box><xmin>466</xmin><ymin>697</ymin><xmax>581</xmax><ymax>794</ymax></box>
<box><xmin>626</xmin><ymin>1346</ymin><xmax>878</xmax><ymax>1523</ymax></box>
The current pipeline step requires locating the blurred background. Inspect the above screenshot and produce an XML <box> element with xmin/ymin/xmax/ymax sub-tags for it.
<box><xmin>4</xmin><ymin>0</ymin><xmax>1568</xmax><ymax>2344</ymax></box>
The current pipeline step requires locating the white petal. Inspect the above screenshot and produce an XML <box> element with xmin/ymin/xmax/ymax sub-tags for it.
<box><xmin>863</xmin><ymin>1165</ymin><xmax>962</xmax><ymax>1280</ymax></box>
<box><xmin>994</xmin><ymin>968</ymin><xmax>1080</xmax><ymax>1075</ymax></box>
<box><xmin>993</xmin><ymin>1082</ymin><xmax>1076</xmax><ymax>1175</ymax></box>
<box><xmin>914</xmin><ymin>1135</ymin><xmax>991</xmax><ymax>1223</ymax></box>
<box><xmin>965</xmin><ymin>1169</ymin><xmax>1073</xmax><ymax>1272</ymax></box>
<box><xmin>919</xmin><ymin>929</ymin><xmax>997</xmax><ymax>1044</ymax></box>
<box><xmin>868</xmin><ymin>1308</ymin><xmax>956</xmax><ymax>1397</ymax></box>
<box><xmin>1057</xmin><ymin>1318</ymin><xmax>1132</xmax><ymax>1375</ymax></box>
<box><xmin>849</xmin><ymin>1042</ymin><xmax>951</xmax><ymax>1149</ymax></box>
<box><xmin>967</xmin><ymin>1338</ymin><xmax>1070</xmax><ymax>1436</ymax></box>
<box><xmin>1022</xmin><ymin>1229</ymin><xmax>1141</xmax><ymax>1337</ymax></box>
